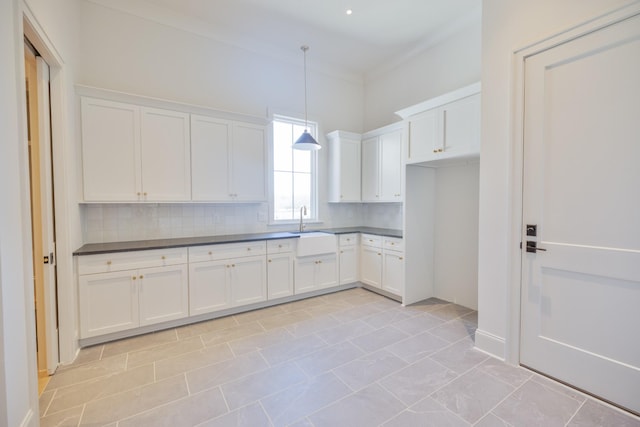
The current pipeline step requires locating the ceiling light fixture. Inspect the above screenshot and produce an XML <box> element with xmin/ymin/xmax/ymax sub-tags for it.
<box><xmin>346</xmin><ymin>9</ymin><xmax>353</xmax><ymax>15</ymax></box>
<box><xmin>292</xmin><ymin>45</ymin><xmax>321</xmax><ymax>151</ymax></box>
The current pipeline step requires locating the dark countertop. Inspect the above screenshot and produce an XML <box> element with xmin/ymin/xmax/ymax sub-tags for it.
<box><xmin>73</xmin><ymin>227</ymin><xmax>402</xmax><ymax>256</ymax></box>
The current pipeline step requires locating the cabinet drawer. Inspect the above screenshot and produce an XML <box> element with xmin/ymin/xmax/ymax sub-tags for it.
<box><xmin>267</xmin><ymin>239</ymin><xmax>296</xmax><ymax>254</ymax></box>
<box><xmin>189</xmin><ymin>241</ymin><xmax>266</xmax><ymax>262</ymax></box>
<box><xmin>360</xmin><ymin>234</ymin><xmax>382</xmax><ymax>248</ymax></box>
<box><xmin>383</xmin><ymin>237</ymin><xmax>404</xmax><ymax>252</ymax></box>
<box><xmin>339</xmin><ymin>234</ymin><xmax>359</xmax><ymax>247</ymax></box>
<box><xmin>78</xmin><ymin>248</ymin><xmax>188</xmax><ymax>275</ymax></box>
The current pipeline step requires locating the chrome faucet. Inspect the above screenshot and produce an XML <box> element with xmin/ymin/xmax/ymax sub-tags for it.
<box><xmin>299</xmin><ymin>205</ymin><xmax>307</xmax><ymax>232</ymax></box>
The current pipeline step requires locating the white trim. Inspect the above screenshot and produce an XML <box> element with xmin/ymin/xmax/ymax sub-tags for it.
<box><xmin>23</xmin><ymin>1</ymin><xmax>79</xmax><ymax>365</ymax></box>
<box><xmin>507</xmin><ymin>1</ymin><xmax>640</xmax><ymax>365</ymax></box>
<box><xmin>394</xmin><ymin>82</ymin><xmax>481</xmax><ymax>119</ymax></box>
<box><xmin>475</xmin><ymin>329</ymin><xmax>506</xmax><ymax>360</ymax></box>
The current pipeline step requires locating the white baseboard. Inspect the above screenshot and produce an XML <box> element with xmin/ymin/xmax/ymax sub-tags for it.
<box><xmin>474</xmin><ymin>329</ymin><xmax>506</xmax><ymax>360</ymax></box>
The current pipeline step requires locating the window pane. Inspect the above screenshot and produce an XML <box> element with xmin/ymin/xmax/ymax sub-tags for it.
<box><xmin>273</xmin><ymin>121</ymin><xmax>293</xmax><ymax>172</ymax></box>
<box><xmin>274</xmin><ymin>171</ymin><xmax>293</xmax><ymax>220</ymax></box>
<box><xmin>293</xmin><ymin>149</ymin><xmax>311</xmax><ymax>173</ymax></box>
<box><xmin>293</xmin><ymin>172</ymin><xmax>311</xmax><ymax>213</ymax></box>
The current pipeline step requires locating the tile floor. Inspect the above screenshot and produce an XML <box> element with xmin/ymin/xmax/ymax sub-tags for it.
<box><xmin>39</xmin><ymin>288</ymin><xmax>640</xmax><ymax>427</ymax></box>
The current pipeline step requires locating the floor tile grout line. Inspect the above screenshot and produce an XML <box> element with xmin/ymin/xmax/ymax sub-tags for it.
<box><xmin>42</xmin><ymin>387</ymin><xmax>58</xmax><ymax>418</ymax></box>
<box><xmin>529</xmin><ymin>373</ymin><xmax>589</xmax><ymax>405</ymax></box>
<box><xmin>76</xmin><ymin>403</ymin><xmax>86</xmax><ymax>427</ymax></box>
<box><xmin>565</xmin><ymin>399</ymin><xmax>587</xmax><ymax>427</ymax></box>
<box><xmin>473</xmin><ymin>374</ymin><xmax>530</xmax><ymax>425</ymax></box>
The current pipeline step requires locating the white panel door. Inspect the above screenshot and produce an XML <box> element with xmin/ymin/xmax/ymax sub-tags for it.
<box><xmin>407</xmin><ymin>108</ymin><xmax>438</xmax><ymax>163</ymax></box>
<box><xmin>79</xmin><ymin>271</ymin><xmax>138</xmax><ymax>338</ymax></box>
<box><xmin>382</xmin><ymin>251</ymin><xmax>404</xmax><ymax>296</ymax></box>
<box><xmin>191</xmin><ymin>115</ymin><xmax>231</xmax><ymax>201</ymax></box>
<box><xmin>521</xmin><ymin>13</ymin><xmax>640</xmax><ymax>414</ymax></box>
<box><xmin>189</xmin><ymin>260</ymin><xmax>231</xmax><ymax>316</ymax></box>
<box><xmin>231</xmin><ymin>123</ymin><xmax>266</xmax><ymax>201</ymax></box>
<box><xmin>81</xmin><ymin>98</ymin><xmax>140</xmax><ymax>201</ymax></box>
<box><xmin>230</xmin><ymin>255</ymin><xmax>267</xmax><ymax>306</ymax></box>
<box><xmin>379</xmin><ymin>130</ymin><xmax>402</xmax><ymax>201</ymax></box>
<box><xmin>294</xmin><ymin>257</ymin><xmax>317</xmax><ymax>294</ymax></box>
<box><xmin>138</xmin><ymin>264</ymin><xmax>189</xmax><ymax>326</ymax></box>
<box><xmin>442</xmin><ymin>94</ymin><xmax>480</xmax><ymax>156</ymax></box>
<box><xmin>360</xmin><ymin>246</ymin><xmax>382</xmax><ymax>288</ymax></box>
<box><xmin>339</xmin><ymin>138</ymin><xmax>362</xmax><ymax>202</ymax></box>
<box><xmin>361</xmin><ymin>137</ymin><xmax>379</xmax><ymax>202</ymax></box>
<box><xmin>140</xmin><ymin>107</ymin><xmax>191</xmax><ymax>201</ymax></box>
<box><xmin>267</xmin><ymin>253</ymin><xmax>294</xmax><ymax>299</ymax></box>
<box><xmin>315</xmin><ymin>254</ymin><xmax>338</xmax><ymax>289</ymax></box>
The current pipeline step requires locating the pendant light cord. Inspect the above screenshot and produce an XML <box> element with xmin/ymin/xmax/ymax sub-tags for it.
<box><xmin>301</xmin><ymin>45</ymin><xmax>309</xmax><ymax>130</ymax></box>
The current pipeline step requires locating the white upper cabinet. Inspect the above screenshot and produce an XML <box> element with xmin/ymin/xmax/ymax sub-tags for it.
<box><xmin>361</xmin><ymin>124</ymin><xmax>403</xmax><ymax>202</ymax></box>
<box><xmin>326</xmin><ymin>131</ymin><xmax>361</xmax><ymax>203</ymax></box>
<box><xmin>81</xmin><ymin>98</ymin><xmax>141</xmax><ymax>202</ymax></box>
<box><xmin>191</xmin><ymin>115</ymin><xmax>266</xmax><ymax>202</ymax></box>
<box><xmin>397</xmin><ymin>82</ymin><xmax>481</xmax><ymax>166</ymax></box>
<box><xmin>81</xmin><ymin>98</ymin><xmax>190</xmax><ymax>202</ymax></box>
<box><xmin>140</xmin><ymin>107</ymin><xmax>191</xmax><ymax>201</ymax></box>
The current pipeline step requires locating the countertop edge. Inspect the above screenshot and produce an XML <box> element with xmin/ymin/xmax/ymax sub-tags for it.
<box><xmin>73</xmin><ymin>227</ymin><xmax>403</xmax><ymax>256</ymax></box>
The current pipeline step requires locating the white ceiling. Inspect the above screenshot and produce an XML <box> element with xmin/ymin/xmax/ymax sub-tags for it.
<box><xmin>89</xmin><ymin>0</ymin><xmax>481</xmax><ymax>77</ymax></box>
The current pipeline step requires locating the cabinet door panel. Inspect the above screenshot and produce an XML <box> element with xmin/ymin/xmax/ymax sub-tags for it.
<box><xmin>442</xmin><ymin>94</ymin><xmax>480</xmax><ymax>156</ymax></box>
<box><xmin>380</xmin><ymin>130</ymin><xmax>402</xmax><ymax>201</ymax></box>
<box><xmin>340</xmin><ymin>139</ymin><xmax>362</xmax><ymax>202</ymax></box>
<box><xmin>191</xmin><ymin>115</ymin><xmax>231</xmax><ymax>201</ymax></box>
<box><xmin>339</xmin><ymin>246</ymin><xmax>359</xmax><ymax>285</ymax></box>
<box><xmin>79</xmin><ymin>271</ymin><xmax>138</xmax><ymax>338</ymax></box>
<box><xmin>360</xmin><ymin>246</ymin><xmax>382</xmax><ymax>288</ymax></box>
<box><xmin>361</xmin><ymin>137</ymin><xmax>379</xmax><ymax>202</ymax></box>
<box><xmin>407</xmin><ymin>108</ymin><xmax>439</xmax><ymax>163</ymax></box>
<box><xmin>189</xmin><ymin>260</ymin><xmax>231</xmax><ymax>316</ymax></box>
<box><xmin>139</xmin><ymin>264</ymin><xmax>189</xmax><ymax>326</ymax></box>
<box><xmin>231</xmin><ymin>256</ymin><xmax>267</xmax><ymax>306</ymax></box>
<box><xmin>382</xmin><ymin>251</ymin><xmax>404</xmax><ymax>297</ymax></box>
<box><xmin>231</xmin><ymin>123</ymin><xmax>266</xmax><ymax>201</ymax></box>
<box><xmin>316</xmin><ymin>254</ymin><xmax>338</xmax><ymax>289</ymax></box>
<box><xmin>294</xmin><ymin>257</ymin><xmax>317</xmax><ymax>294</ymax></box>
<box><xmin>140</xmin><ymin>107</ymin><xmax>191</xmax><ymax>201</ymax></box>
<box><xmin>81</xmin><ymin>98</ymin><xmax>140</xmax><ymax>201</ymax></box>
<box><xmin>267</xmin><ymin>253</ymin><xmax>294</xmax><ymax>299</ymax></box>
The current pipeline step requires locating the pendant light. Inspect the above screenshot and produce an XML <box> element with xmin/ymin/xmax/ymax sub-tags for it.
<box><xmin>293</xmin><ymin>45</ymin><xmax>321</xmax><ymax>150</ymax></box>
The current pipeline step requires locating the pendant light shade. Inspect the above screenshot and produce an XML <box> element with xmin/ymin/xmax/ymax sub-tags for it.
<box><xmin>293</xmin><ymin>45</ymin><xmax>321</xmax><ymax>151</ymax></box>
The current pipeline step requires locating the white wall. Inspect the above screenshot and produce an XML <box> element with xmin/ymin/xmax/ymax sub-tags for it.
<box><xmin>363</xmin><ymin>20</ymin><xmax>481</xmax><ymax>130</ymax></box>
<box><xmin>477</xmin><ymin>0</ymin><xmax>635</xmax><ymax>360</ymax></box>
<box><xmin>434</xmin><ymin>162</ymin><xmax>479</xmax><ymax>310</ymax></box>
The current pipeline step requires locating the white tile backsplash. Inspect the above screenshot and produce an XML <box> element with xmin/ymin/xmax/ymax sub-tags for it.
<box><xmin>81</xmin><ymin>202</ymin><xmax>402</xmax><ymax>243</ymax></box>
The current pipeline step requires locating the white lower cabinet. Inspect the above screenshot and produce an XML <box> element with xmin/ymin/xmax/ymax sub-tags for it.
<box><xmin>338</xmin><ymin>234</ymin><xmax>359</xmax><ymax>285</ymax></box>
<box><xmin>360</xmin><ymin>235</ymin><xmax>382</xmax><ymax>288</ymax></box>
<box><xmin>138</xmin><ymin>265</ymin><xmax>189</xmax><ymax>326</ymax></box>
<box><xmin>267</xmin><ymin>239</ymin><xmax>295</xmax><ymax>299</ymax></box>
<box><xmin>360</xmin><ymin>234</ymin><xmax>404</xmax><ymax>297</ymax></box>
<box><xmin>294</xmin><ymin>253</ymin><xmax>338</xmax><ymax>294</ymax></box>
<box><xmin>188</xmin><ymin>243</ymin><xmax>267</xmax><ymax>315</ymax></box>
<box><xmin>382</xmin><ymin>250</ymin><xmax>404</xmax><ymax>296</ymax></box>
<box><xmin>78</xmin><ymin>248</ymin><xmax>188</xmax><ymax>339</ymax></box>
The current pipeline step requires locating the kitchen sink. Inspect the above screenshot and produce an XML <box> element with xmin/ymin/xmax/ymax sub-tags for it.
<box><xmin>288</xmin><ymin>231</ymin><xmax>336</xmax><ymax>257</ymax></box>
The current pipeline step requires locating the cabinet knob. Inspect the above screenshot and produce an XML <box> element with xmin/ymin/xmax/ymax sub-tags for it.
<box><xmin>377</xmin><ymin>253</ymin><xmax>381</xmax><ymax>256</ymax></box>
<box><xmin>139</xmin><ymin>275</ymin><xmax>144</xmax><ymax>279</ymax></box>
<box><xmin>144</xmin><ymin>192</ymin><xmax>148</xmax><ymax>196</ymax></box>
<box><xmin>340</xmin><ymin>250</ymin><xmax>344</xmax><ymax>254</ymax></box>
<box><xmin>433</xmin><ymin>149</ymin><xmax>438</xmax><ymax>153</ymax></box>
<box><xmin>232</xmin><ymin>264</ymin><xmax>235</xmax><ymax>267</ymax></box>
<box><xmin>208</xmin><ymin>251</ymin><xmax>212</xmax><ymax>255</ymax></box>
<box><xmin>247</xmin><ymin>248</ymin><xmax>251</xmax><ymax>251</ymax></box>
<box><xmin>278</xmin><ymin>244</ymin><xmax>282</xmax><ymax>248</ymax></box>
<box><xmin>268</xmin><ymin>259</ymin><xmax>272</xmax><ymax>263</ymax></box>
<box><xmin>161</xmin><ymin>256</ymin><xmax>166</xmax><ymax>260</ymax></box>
<box><xmin>107</xmin><ymin>261</ymin><xmax>112</xmax><ymax>265</ymax></box>
<box><xmin>132</xmin><ymin>276</ymin><xmax>136</xmax><ymax>280</ymax></box>
<box><xmin>399</xmin><ymin>257</ymin><xmax>404</xmax><ymax>260</ymax></box>
<box><xmin>137</xmin><ymin>192</ymin><xmax>141</xmax><ymax>196</ymax></box>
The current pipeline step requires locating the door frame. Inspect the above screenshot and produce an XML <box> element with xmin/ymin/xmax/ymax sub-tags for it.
<box><xmin>23</xmin><ymin>2</ymin><xmax>78</xmax><ymax>365</ymax></box>
<box><xmin>506</xmin><ymin>2</ymin><xmax>640</xmax><ymax>365</ymax></box>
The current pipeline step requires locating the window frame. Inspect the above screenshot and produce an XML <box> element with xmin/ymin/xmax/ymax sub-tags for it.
<box><xmin>268</xmin><ymin>114</ymin><xmax>319</xmax><ymax>225</ymax></box>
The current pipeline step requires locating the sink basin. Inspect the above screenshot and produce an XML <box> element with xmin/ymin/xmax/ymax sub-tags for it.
<box><xmin>289</xmin><ymin>232</ymin><xmax>336</xmax><ymax>257</ymax></box>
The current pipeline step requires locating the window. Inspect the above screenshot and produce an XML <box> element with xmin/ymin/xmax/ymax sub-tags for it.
<box><xmin>271</xmin><ymin>116</ymin><xmax>318</xmax><ymax>222</ymax></box>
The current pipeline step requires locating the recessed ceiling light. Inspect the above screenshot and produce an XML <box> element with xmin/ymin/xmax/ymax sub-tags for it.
<box><xmin>346</xmin><ymin>9</ymin><xmax>353</xmax><ymax>15</ymax></box>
